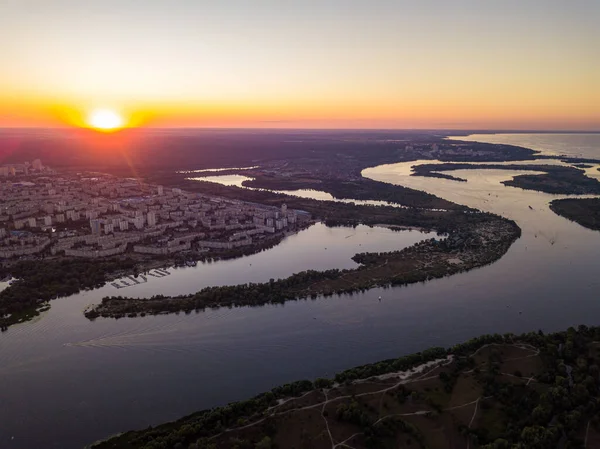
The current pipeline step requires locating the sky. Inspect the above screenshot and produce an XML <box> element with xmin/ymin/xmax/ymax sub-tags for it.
<box><xmin>0</xmin><ymin>0</ymin><xmax>599</xmax><ymax>130</ymax></box>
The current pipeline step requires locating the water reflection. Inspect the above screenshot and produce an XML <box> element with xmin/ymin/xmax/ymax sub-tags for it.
<box><xmin>3</xmin><ymin>142</ymin><xmax>600</xmax><ymax>449</ymax></box>
<box><xmin>188</xmin><ymin>174</ymin><xmax>254</xmax><ymax>187</ymax></box>
<box><xmin>187</xmin><ymin>175</ymin><xmax>415</xmax><ymax>209</ymax></box>
<box><xmin>447</xmin><ymin>133</ymin><xmax>600</xmax><ymax>159</ymax></box>
<box><xmin>178</xmin><ymin>166</ymin><xmax>258</xmax><ymax>174</ymax></box>
<box><xmin>91</xmin><ymin>223</ymin><xmax>435</xmax><ymax>299</ymax></box>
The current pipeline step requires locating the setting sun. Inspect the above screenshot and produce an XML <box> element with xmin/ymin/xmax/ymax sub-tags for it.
<box><xmin>88</xmin><ymin>109</ymin><xmax>124</xmax><ymax>131</ymax></box>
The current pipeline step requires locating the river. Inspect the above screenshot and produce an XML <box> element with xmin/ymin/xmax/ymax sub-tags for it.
<box><xmin>1</xmin><ymin>134</ymin><xmax>600</xmax><ymax>449</ymax></box>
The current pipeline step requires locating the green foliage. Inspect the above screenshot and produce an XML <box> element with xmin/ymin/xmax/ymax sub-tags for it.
<box><xmin>314</xmin><ymin>378</ymin><xmax>334</xmax><ymax>389</ymax></box>
<box><xmin>335</xmin><ymin>401</ymin><xmax>372</xmax><ymax>427</ymax></box>
<box><xmin>334</xmin><ymin>347</ymin><xmax>446</xmax><ymax>383</ymax></box>
<box><xmin>0</xmin><ymin>258</ymin><xmax>136</xmax><ymax>329</ymax></box>
<box><xmin>254</xmin><ymin>436</ymin><xmax>272</xmax><ymax>449</ymax></box>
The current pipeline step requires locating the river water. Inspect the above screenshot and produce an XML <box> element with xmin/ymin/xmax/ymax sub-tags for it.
<box><xmin>448</xmin><ymin>133</ymin><xmax>600</xmax><ymax>159</ymax></box>
<box><xmin>1</xmin><ymin>134</ymin><xmax>600</xmax><ymax>449</ymax></box>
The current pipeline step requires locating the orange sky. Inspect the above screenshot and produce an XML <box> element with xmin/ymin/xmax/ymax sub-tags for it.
<box><xmin>1</xmin><ymin>0</ymin><xmax>598</xmax><ymax>130</ymax></box>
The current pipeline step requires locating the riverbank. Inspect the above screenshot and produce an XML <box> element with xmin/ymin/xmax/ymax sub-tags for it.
<box><xmin>239</xmin><ymin>176</ymin><xmax>459</xmax><ymax>210</ymax></box>
<box><xmin>411</xmin><ymin>162</ymin><xmax>600</xmax><ymax>195</ymax></box>
<box><xmin>91</xmin><ymin>325</ymin><xmax>600</xmax><ymax>449</ymax></box>
<box><xmin>550</xmin><ymin>198</ymin><xmax>600</xmax><ymax>231</ymax></box>
<box><xmin>85</xmin><ymin>216</ymin><xmax>520</xmax><ymax>320</ymax></box>
<box><xmin>0</xmin><ymin>224</ymin><xmax>311</xmax><ymax>331</ymax></box>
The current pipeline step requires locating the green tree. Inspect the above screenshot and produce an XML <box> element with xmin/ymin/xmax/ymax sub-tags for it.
<box><xmin>255</xmin><ymin>436</ymin><xmax>272</xmax><ymax>449</ymax></box>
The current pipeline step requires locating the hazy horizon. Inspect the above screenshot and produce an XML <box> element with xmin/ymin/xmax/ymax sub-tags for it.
<box><xmin>0</xmin><ymin>126</ymin><xmax>599</xmax><ymax>133</ymax></box>
<box><xmin>1</xmin><ymin>0</ymin><xmax>598</xmax><ymax>130</ymax></box>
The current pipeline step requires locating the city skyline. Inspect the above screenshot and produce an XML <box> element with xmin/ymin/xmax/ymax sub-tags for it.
<box><xmin>1</xmin><ymin>0</ymin><xmax>599</xmax><ymax>130</ymax></box>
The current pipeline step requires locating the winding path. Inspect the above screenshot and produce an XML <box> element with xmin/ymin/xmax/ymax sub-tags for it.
<box><xmin>209</xmin><ymin>343</ymin><xmax>539</xmax><ymax>448</ymax></box>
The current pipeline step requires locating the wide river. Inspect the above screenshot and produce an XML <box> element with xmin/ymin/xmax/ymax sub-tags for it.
<box><xmin>1</xmin><ymin>134</ymin><xmax>600</xmax><ymax>449</ymax></box>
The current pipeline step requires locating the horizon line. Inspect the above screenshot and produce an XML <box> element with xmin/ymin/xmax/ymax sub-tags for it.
<box><xmin>0</xmin><ymin>126</ymin><xmax>599</xmax><ymax>134</ymax></box>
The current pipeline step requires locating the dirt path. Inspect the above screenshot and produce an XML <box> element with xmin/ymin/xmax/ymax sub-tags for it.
<box><xmin>209</xmin><ymin>343</ymin><xmax>539</xmax><ymax>447</ymax></box>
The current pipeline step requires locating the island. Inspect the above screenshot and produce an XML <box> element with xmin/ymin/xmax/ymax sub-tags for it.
<box><xmin>91</xmin><ymin>325</ymin><xmax>600</xmax><ymax>449</ymax></box>
<box><xmin>410</xmin><ymin>163</ymin><xmax>600</xmax><ymax>195</ymax></box>
<box><xmin>550</xmin><ymin>198</ymin><xmax>600</xmax><ymax>231</ymax></box>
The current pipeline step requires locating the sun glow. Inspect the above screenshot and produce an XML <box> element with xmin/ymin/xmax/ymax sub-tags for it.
<box><xmin>87</xmin><ymin>109</ymin><xmax>124</xmax><ymax>131</ymax></box>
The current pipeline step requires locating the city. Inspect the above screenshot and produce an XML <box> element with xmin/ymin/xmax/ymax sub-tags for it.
<box><xmin>1</xmin><ymin>1</ymin><xmax>599</xmax><ymax>448</ymax></box>
<box><xmin>0</xmin><ymin>160</ymin><xmax>307</xmax><ymax>261</ymax></box>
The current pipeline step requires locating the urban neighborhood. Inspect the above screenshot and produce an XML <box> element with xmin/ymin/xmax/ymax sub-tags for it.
<box><xmin>0</xmin><ymin>160</ymin><xmax>307</xmax><ymax>260</ymax></box>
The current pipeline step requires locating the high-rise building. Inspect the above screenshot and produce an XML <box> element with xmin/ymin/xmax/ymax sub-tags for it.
<box><xmin>66</xmin><ymin>210</ymin><xmax>80</xmax><ymax>221</ymax></box>
<box><xmin>90</xmin><ymin>219</ymin><xmax>101</xmax><ymax>235</ymax></box>
<box><xmin>119</xmin><ymin>220</ymin><xmax>129</xmax><ymax>231</ymax></box>
<box><xmin>32</xmin><ymin>159</ymin><xmax>43</xmax><ymax>171</ymax></box>
<box><xmin>134</xmin><ymin>216</ymin><xmax>145</xmax><ymax>229</ymax></box>
<box><xmin>281</xmin><ymin>204</ymin><xmax>287</xmax><ymax>215</ymax></box>
<box><xmin>147</xmin><ymin>211</ymin><xmax>157</xmax><ymax>227</ymax></box>
<box><xmin>157</xmin><ymin>185</ymin><xmax>164</xmax><ymax>196</ymax></box>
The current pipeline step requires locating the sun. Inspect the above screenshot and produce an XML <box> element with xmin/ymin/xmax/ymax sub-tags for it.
<box><xmin>87</xmin><ymin>109</ymin><xmax>124</xmax><ymax>131</ymax></box>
